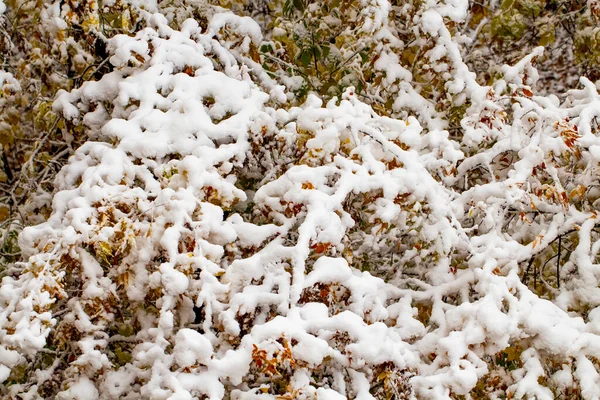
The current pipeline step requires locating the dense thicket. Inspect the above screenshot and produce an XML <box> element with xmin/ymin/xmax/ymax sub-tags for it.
<box><xmin>1</xmin><ymin>0</ymin><xmax>600</xmax><ymax>399</ymax></box>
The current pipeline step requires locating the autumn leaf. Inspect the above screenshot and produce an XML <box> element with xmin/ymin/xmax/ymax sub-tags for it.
<box><xmin>313</xmin><ymin>242</ymin><xmax>331</xmax><ymax>254</ymax></box>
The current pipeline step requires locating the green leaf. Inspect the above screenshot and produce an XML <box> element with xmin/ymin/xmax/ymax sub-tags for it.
<box><xmin>359</xmin><ymin>51</ymin><xmax>368</xmax><ymax>64</ymax></box>
<box><xmin>313</xmin><ymin>45</ymin><xmax>321</xmax><ymax>59</ymax></box>
<box><xmin>300</xmin><ymin>50</ymin><xmax>312</xmax><ymax>67</ymax></box>
<box><xmin>115</xmin><ymin>346</ymin><xmax>133</xmax><ymax>366</ymax></box>
<box><xmin>500</xmin><ymin>0</ymin><xmax>515</xmax><ymax>10</ymax></box>
<box><xmin>260</xmin><ymin>44</ymin><xmax>273</xmax><ymax>53</ymax></box>
<box><xmin>539</xmin><ymin>30</ymin><xmax>555</xmax><ymax>46</ymax></box>
<box><xmin>322</xmin><ymin>44</ymin><xmax>330</xmax><ymax>59</ymax></box>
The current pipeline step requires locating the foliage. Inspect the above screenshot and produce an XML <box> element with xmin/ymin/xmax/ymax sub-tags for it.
<box><xmin>1</xmin><ymin>0</ymin><xmax>600</xmax><ymax>399</ymax></box>
<box><xmin>466</xmin><ymin>0</ymin><xmax>600</xmax><ymax>88</ymax></box>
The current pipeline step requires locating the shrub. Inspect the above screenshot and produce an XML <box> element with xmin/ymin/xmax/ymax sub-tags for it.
<box><xmin>2</xmin><ymin>0</ymin><xmax>600</xmax><ymax>399</ymax></box>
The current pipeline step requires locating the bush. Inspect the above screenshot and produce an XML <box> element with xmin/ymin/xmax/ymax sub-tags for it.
<box><xmin>2</xmin><ymin>0</ymin><xmax>600</xmax><ymax>399</ymax></box>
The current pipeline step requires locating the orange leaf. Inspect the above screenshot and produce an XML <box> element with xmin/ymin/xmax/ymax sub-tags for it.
<box><xmin>314</xmin><ymin>242</ymin><xmax>330</xmax><ymax>254</ymax></box>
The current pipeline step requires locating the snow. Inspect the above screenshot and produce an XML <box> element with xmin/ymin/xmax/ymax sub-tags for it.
<box><xmin>56</xmin><ymin>377</ymin><xmax>99</xmax><ymax>400</ymax></box>
<box><xmin>174</xmin><ymin>329</ymin><xmax>213</xmax><ymax>367</ymax></box>
<box><xmin>420</xmin><ymin>10</ymin><xmax>444</xmax><ymax>37</ymax></box>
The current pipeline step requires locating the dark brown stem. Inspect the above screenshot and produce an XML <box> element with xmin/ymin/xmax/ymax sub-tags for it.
<box><xmin>522</xmin><ymin>256</ymin><xmax>535</xmax><ymax>285</ymax></box>
<box><xmin>557</xmin><ymin>235</ymin><xmax>562</xmax><ymax>289</ymax></box>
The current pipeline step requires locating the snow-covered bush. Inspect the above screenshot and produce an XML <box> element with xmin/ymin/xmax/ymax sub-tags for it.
<box><xmin>0</xmin><ymin>0</ymin><xmax>160</xmax><ymax>268</ymax></box>
<box><xmin>2</xmin><ymin>0</ymin><xmax>600</xmax><ymax>399</ymax></box>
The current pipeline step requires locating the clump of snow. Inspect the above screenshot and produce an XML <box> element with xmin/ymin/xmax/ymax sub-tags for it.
<box><xmin>174</xmin><ymin>329</ymin><xmax>213</xmax><ymax>367</ymax></box>
<box><xmin>56</xmin><ymin>376</ymin><xmax>99</xmax><ymax>400</ymax></box>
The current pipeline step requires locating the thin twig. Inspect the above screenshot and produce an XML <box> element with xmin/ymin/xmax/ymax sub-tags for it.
<box><xmin>310</xmin><ymin>29</ymin><xmax>319</xmax><ymax>79</ymax></box>
<box><xmin>557</xmin><ymin>235</ymin><xmax>561</xmax><ymax>289</ymax></box>
<box><xmin>261</xmin><ymin>52</ymin><xmax>307</xmax><ymax>77</ymax></box>
<box><xmin>522</xmin><ymin>256</ymin><xmax>534</xmax><ymax>285</ymax></box>
<box><xmin>327</xmin><ymin>46</ymin><xmax>366</xmax><ymax>80</ymax></box>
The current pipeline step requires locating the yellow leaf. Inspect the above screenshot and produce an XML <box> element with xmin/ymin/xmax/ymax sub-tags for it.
<box><xmin>121</xmin><ymin>10</ymin><xmax>132</xmax><ymax>31</ymax></box>
<box><xmin>504</xmin><ymin>345</ymin><xmax>522</xmax><ymax>362</ymax></box>
<box><xmin>99</xmin><ymin>241</ymin><xmax>111</xmax><ymax>254</ymax></box>
<box><xmin>97</xmin><ymin>241</ymin><xmax>112</xmax><ymax>265</ymax></box>
<box><xmin>81</xmin><ymin>15</ymin><xmax>100</xmax><ymax>33</ymax></box>
<box><xmin>0</xmin><ymin>205</ymin><xmax>9</xmax><ymax>221</ymax></box>
<box><xmin>378</xmin><ymin>371</ymin><xmax>391</xmax><ymax>381</ymax></box>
